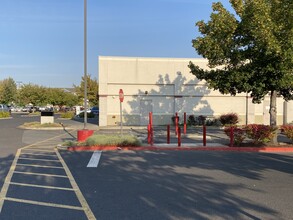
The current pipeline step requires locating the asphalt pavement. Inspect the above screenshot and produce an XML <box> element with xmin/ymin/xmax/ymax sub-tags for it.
<box><xmin>1</xmin><ymin>114</ymin><xmax>293</xmax><ymax>219</ymax></box>
<box><xmin>60</xmin><ymin>150</ymin><xmax>293</xmax><ymax>220</ymax></box>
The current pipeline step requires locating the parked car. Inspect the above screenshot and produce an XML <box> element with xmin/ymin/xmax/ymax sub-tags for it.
<box><xmin>90</xmin><ymin>106</ymin><xmax>99</xmax><ymax>115</ymax></box>
<box><xmin>10</xmin><ymin>106</ymin><xmax>22</xmax><ymax>112</ymax></box>
<box><xmin>22</xmin><ymin>106</ymin><xmax>33</xmax><ymax>113</ymax></box>
<box><xmin>0</xmin><ymin>104</ymin><xmax>10</xmax><ymax>113</ymax></box>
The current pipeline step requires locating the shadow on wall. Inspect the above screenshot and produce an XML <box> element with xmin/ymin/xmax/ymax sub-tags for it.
<box><xmin>124</xmin><ymin>73</ymin><xmax>214</xmax><ymax>125</ymax></box>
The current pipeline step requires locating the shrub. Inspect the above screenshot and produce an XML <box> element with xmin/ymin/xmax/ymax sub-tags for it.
<box><xmin>219</xmin><ymin>113</ymin><xmax>239</xmax><ymax>126</ymax></box>
<box><xmin>187</xmin><ymin>115</ymin><xmax>197</xmax><ymax>126</ymax></box>
<box><xmin>224</xmin><ymin>126</ymin><xmax>246</xmax><ymax>146</ymax></box>
<box><xmin>245</xmin><ymin>124</ymin><xmax>277</xmax><ymax>144</ymax></box>
<box><xmin>198</xmin><ymin>115</ymin><xmax>207</xmax><ymax>125</ymax></box>
<box><xmin>171</xmin><ymin>115</ymin><xmax>180</xmax><ymax>125</ymax></box>
<box><xmin>61</xmin><ymin>111</ymin><xmax>75</xmax><ymax>119</ymax></box>
<box><xmin>206</xmin><ymin>118</ymin><xmax>221</xmax><ymax>126</ymax></box>
<box><xmin>85</xmin><ymin>134</ymin><xmax>142</xmax><ymax>147</ymax></box>
<box><xmin>280</xmin><ymin>125</ymin><xmax>293</xmax><ymax>143</ymax></box>
<box><xmin>0</xmin><ymin>112</ymin><xmax>10</xmax><ymax>118</ymax></box>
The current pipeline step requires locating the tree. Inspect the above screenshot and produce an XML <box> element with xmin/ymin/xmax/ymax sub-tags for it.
<box><xmin>18</xmin><ymin>84</ymin><xmax>47</xmax><ymax>106</ymax></box>
<box><xmin>74</xmin><ymin>74</ymin><xmax>99</xmax><ymax>107</ymax></box>
<box><xmin>0</xmin><ymin>77</ymin><xmax>17</xmax><ymax>104</ymax></box>
<box><xmin>46</xmin><ymin>88</ymin><xmax>79</xmax><ymax>108</ymax></box>
<box><xmin>189</xmin><ymin>0</ymin><xmax>293</xmax><ymax>131</ymax></box>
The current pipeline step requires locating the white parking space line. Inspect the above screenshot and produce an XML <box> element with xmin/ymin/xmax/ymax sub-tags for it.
<box><xmin>9</xmin><ymin>182</ymin><xmax>76</xmax><ymax>191</ymax></box>
<box><xmin>16</xmin><ymin>164</ymin><xmax>63</xmax><ymax>169</ymax></box>
<box><xmin>13</xmin><ymin>171</ymin><xmax>68</xmax><ymax>178</ymax></box>
<box><xmin>21</xmin><ymin>149</ymin><xmax>55</xmax><ymax>153</ymax></box>
<box><xmin>4</xmin><ymin>197</ymin><xmax>84</xmax><ymax>211</ymax></box>
<box><xmin>18</xmin><ymin>157</ymin><xmax>60</xmax><ymax>162</ymax></box>
<box><xmin>55</xmin><ymin>149</ymin><xmax>96</xmax><ymax>220</ymax></box>
<box><xmin>87</xmin><ymin>151</ymin><xmax>102</xmax><ymax>168</ymax></box>
<box><xmin>20</xmin><ymin>152</ymin><xmax>58</xmax><ymax>157</ymax></box>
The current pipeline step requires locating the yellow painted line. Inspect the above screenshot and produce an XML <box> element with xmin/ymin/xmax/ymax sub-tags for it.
<box><xmin>16</xmin><ymin>163</ymin><xmax>63</xmax><ymax>169</ymax></box>
<box><xmin>55</xmin><ymin>149</ymin><xmax>96</xmax><ymax>220</ymax></box>
<box><xmin>18</xmin><ymin>157</ymin><xmax>60</xmax><ymax>162</ymax></box>
<box><xmin>0</xmin><ymin>149</ymin><xmax>21</xmax><ymax>212</ymax></box>
<box><xmin>21</xmin><ymin>149</ymin><xmax>55</xmax><ymax>153</ymax></box>
<box><xmin>0</xmin><ymin>131</ymin><xmax>77</xmax><ymax>213</ymax></box>
<box><xmin>4</xmin><ymin>197</ymin><xmax>84</xmax><ymax>211</ymax></box>
<box><xmin>9</xmin><ymin>182</ymin><xmax>75</xmax><ymax>191</ymax></box>
<box><xmin>21</xmin><ymin>152</ymin><xmax>58</xmax><ymax>157</ymax></box>
<box><xmin>13</xmin><ymin>171</ymin><xmax>68</xmax><ymax>178</ymax></box>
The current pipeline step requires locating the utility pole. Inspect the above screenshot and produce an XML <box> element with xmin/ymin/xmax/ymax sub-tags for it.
<box><xmin>83</xmin><ymin>0</ymin><xmax>88</xmax><ymax>129</ymax></box>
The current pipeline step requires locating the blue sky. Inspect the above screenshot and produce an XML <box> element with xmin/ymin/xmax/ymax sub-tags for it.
<box><xmin>0</xmin><ymin>0</ymin><xmax>232</xmax><ymax>87</ymax></box>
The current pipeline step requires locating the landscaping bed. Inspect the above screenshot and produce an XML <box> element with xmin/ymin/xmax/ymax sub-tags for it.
<box><xmin>20</xmin><ymin>121</ymin><xmax>68</xmax><ymax>129</ymax></box>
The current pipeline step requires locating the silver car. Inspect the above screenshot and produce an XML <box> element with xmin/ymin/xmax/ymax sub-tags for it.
<box><xmin>0</xmin><ymin>104</ymin><xmax>10</xmax><ymax>112</ymax></box>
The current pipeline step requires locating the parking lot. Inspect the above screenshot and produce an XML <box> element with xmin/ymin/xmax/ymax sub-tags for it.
<box><xmin>0</xmin><ymin>114</ymin><xmax>293</xmax><ymax>219</ymax></box>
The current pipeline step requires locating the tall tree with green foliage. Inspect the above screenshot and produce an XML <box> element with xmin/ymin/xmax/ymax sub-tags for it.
<box><xmin>46</xmin><ymin>88</ymin><xmax>79</xmax><ymax>108</ymax></box>
<box><xmin>189</xmin><ymin>0</ymin><xmax>293</xmax><ymax>131</ymax></box>
<box><xmin>74</xmin><ymin>74</ymin><xmax>99</xmax><ymax>107</ymax></box>
<box><xmin>0</xmin><ymin>77</ymin><xmax>17</xmax><ymax>104</ymax></box>
<box><xmin>18</xmin><ymin>84</ymin><xmax>47</xmax><ymax>106</ymax></box>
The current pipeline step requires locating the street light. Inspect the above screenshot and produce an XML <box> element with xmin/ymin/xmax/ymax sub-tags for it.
<box><xmin>83</xmin><ymin>0</ymin><xmax>88</xmax><ymax>129</ymax></box>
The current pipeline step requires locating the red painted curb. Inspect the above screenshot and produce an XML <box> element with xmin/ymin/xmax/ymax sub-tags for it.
<box><xmin>67</xmin><ymin>145</ymin><xmax>293</xmax><ymax>152</ymax></box>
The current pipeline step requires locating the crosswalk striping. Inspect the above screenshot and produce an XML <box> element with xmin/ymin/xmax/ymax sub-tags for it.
<box><xmin>0</xmin><ymin>131</ymin><xmax>96</xmax><ymax>219</ymax></box>
<box><xmin>13</xmin><ymin>171</ymin><xmax>68</xmax><ymax>178</ymax></box>
<box><xmin>8</xmin><ymin>182</ymin><xmax>76</xmax><ymax>191</ymax></box>
<box><xmin>4</xmin><ymin>197</ymin><xmax>84</xmax><ymax>211</ymax></box>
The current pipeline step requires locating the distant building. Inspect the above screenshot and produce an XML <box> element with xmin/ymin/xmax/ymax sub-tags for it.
<box><xmin>62</xmin><ymin>88</ymin><xmax>76</xmax><ymax>95</ymax></box>
<box><xmin>98</xmin><ymin>56</ymin><xmax>293</xmax><ymax>126</ymax></box>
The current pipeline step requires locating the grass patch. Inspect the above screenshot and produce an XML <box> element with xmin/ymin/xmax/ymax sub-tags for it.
<box><xmin>28</xmin><ymin>112</ymin><xmax>41</xmax><ymax>116</ymax></box>
<box><xmin>60</xmin><ymin>111</ymin><xmax>75</xmax><ymax>119</ymax></box>
<box><xmin>65</xmin><ymin>134</ymin><xmax>142</xmax><ymax>147</ymax></box>
<box><xmin>0</xmin><ymin>112</ymin><xmax>10</xmax><ymax>118</ymax></box>
<box><xmin>22</xmin><ymin>121</ymin><xmax>63</xmax><ymax>128</ymax></box>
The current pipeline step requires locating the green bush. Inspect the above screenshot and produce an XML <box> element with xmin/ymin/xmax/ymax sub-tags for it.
<box><xmin>0</xmin><ymin>112</ymin><xmax>10</xmax><ymax>118</ymax></box>
<box><xmin>219</xmin><ymin>113</ymin><xmax>239</xmax><ymax>126</ymax></box>
<box><xmin>60</xmin><ymin>111</ymin><xmax>75</xmax><ymax>119</ymax></box>
<box><xmin>187</xmin><ymin>115</ymin><xmax>220</xmax><ymax>126</ymax></box>
<box><xmin>85</xmin><ymin>134</ymin><xmax>142</xmax><ymax>147</ymax></box>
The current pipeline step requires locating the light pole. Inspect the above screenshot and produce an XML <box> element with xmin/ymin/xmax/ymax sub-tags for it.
<box><xmin>83</xmin><ymin>0</ymin><xmax>88</xmax><ymax>129</ymax></box>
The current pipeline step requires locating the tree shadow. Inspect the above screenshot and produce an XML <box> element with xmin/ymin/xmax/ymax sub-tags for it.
<box><xmin>61</xmin><ymin>151</ymin><xmax>293</xmax><ymax>219</ymax></box>
<box><xmin>124</xmin><ymin>73</ymin><xmax>213</xmax><ymax>125</ymax></box>
<box><xmin>0</xmin><ymin>154</ymin><xmax>15</xmax><ymax>190</ymax></box>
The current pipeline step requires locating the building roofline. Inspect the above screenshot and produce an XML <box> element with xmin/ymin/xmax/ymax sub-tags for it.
<box><xmin>98</xmin><ymin>55</ymin><xmax>208</xmax><ymax>62</ymax></box>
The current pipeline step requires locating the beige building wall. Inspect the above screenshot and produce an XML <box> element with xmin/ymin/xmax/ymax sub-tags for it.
<box><xmin>99</xmin><ymin>56</ymin><xmax>293</xmax><ymax>126</ymax></box>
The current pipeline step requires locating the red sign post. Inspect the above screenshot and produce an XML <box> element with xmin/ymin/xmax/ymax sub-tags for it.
<box><xmin>119</xmin><ymin>89</ymin><xmax>124</xmax><ymax>135</ymax></box>
<box><xmin>119</xmin><ymin>89</ymin><xmax>124</xmax><ymax>102</ymax></box>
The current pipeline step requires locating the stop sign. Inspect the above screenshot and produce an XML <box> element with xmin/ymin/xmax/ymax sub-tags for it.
<box><xmin>119</xmin><ymin>89</ymin><xmax>124</xmax><ymax>102</ymax></box>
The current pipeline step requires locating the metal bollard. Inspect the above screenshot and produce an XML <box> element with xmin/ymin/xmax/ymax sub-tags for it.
<box><xmin>167</xmin><ymin>125</ymin><xmax>170</xmax><ymax>144</ymax></box>
<box><xmin>178</xmin><ymin>127</ymin><xmax>181</xmax><ymax>147</ymax></box>
<box><xmin>230</xmin><ymin>126</ymin><xmax>234</xmax><ymax>147</ymax></box>
<box><xmin>203</xmin><ymin>125</ymin><xmax>206</xmax><ymax>146</ymax></box>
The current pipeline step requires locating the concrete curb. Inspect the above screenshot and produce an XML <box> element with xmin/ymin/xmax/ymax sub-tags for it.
<box><xmin>18</xmin><ymin>125</ymin><xmax>75</xmax><ymax>130</ymax></box>
<box><xmin>67</xmin><ymin>145</ymin><xmax>293</xmax><ymax>152</ymax></box>
<box><xmin>0</xmin><ymin>117</ymin><xmax>12</xmax><ymax>120</ymax></box>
